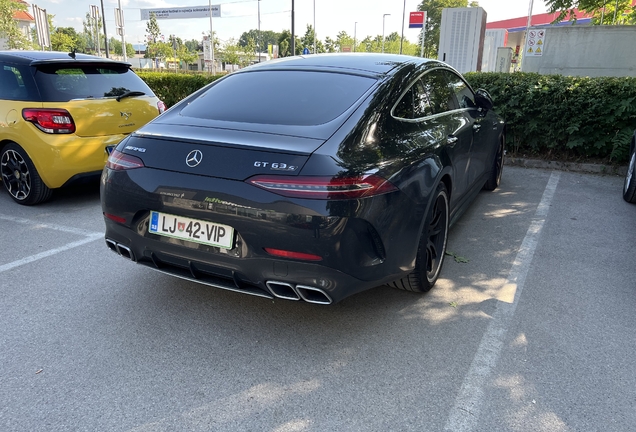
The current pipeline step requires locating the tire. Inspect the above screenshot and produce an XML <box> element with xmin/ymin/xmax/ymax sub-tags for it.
<box><xmin>389</xmin><ymin>182</ymin><xmax>450</xmax><ymax>293</ymax></box>
<box><xmin>623</xmin><ymin>144</ymin><xmax>636</xmax><ymax>204</ymax></box>
<box><xmin>1</xmin><ymin>143</ymin><xmax>53</xmax><ymax>205</ymax></box>
<box><xmin>483</xmin><ymin>140</ymin><xmax>504</xmax><ymax>191</ymax></box>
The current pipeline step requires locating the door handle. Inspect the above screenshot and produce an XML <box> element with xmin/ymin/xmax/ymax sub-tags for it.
<box><xmin>447</xmin><ymin>136</ymin><xmax>458</xmax><ymax>147</ymax></box>
<box><xmin>473</xmin><ymin>124</ymin><xmax>481</xmax><ymax>131</ymax></box>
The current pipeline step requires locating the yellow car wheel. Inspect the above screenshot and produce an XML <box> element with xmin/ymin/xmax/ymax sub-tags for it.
<box><xmin>1</xmin><ymin>143</ymin><xmax>53</xmax><ymax>205</ymax></box>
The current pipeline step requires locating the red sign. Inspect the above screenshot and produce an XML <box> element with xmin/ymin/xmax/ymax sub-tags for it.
<box><xmin>409</xmin><ymin>11</ymin><xmax>425</xmax><ymax>28</ymax></box>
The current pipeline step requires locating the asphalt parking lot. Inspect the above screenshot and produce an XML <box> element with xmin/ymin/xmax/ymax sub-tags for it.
<box><xmin>1</xmin><ymin>165</ymin><xmax>635</xmax><ymax>432</ymax></box>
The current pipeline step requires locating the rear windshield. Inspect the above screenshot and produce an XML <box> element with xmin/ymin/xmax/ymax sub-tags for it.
<box><xmin>179</xmin><ymin>70</ymin><xmax>376</xmax><ymax>126</ymax></box>
<box><xmin>34</xmin><ymin>64</ymin><xmax>154</xmax><ymax>102</ymax></box>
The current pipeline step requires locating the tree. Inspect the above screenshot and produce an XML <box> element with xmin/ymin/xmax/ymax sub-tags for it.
<box><xmin>324</xmin><ymin>36</ymin><xmax>336</xmax><ymax>53</ymax></box>
<box><xmin>301</xmin><ymin>25</ymin><xmax>325</xmax><ymax>53</ymax></box>
<box><xmin>417</xmin><ymin>0</ymin><xmax>477</xmax><ymax>58</ymax></box>
<box><xmin>239</xmin><ymin>29</ymin><xmax>280</xmax><ymax>54</ymax></box>
<box><xmin>335</xmin><ymin>31</ymin><xmax>354</xmax><ymax>52</ymax></box>
<box><xmin>545</xmin><ymin>0</ymin><xmax>635</xmax><ymax>24</ymax></box>
<box><xmin>0</xmin><ymin>0</ymin><xmax>30</xmax><ymax>49</ymax></box>
<box><xmin>278</xmin><ymin>30</ymin><xmax>301</xmax><ymax>57</ymax></box>
<box><xmin>184</xmin><ymin>38</ymin><xmax>200</xmax><ymax>52</ymax></box>
<box><xmin>82</xmin><ymin>12</ymin><xmax>103</xmax><ymax>54</ymax></box>
<box><xmin>109</xmin><ymin>37</ymin><xmax>134</xmax><ymax>58</ymax></box>
<box><xmin>145</xmin><ymin>12</ymin><xmax>161</xmax><ymax>43</ymax></box>
<box><xmin>51</xmin><ymin>30</ymin><xmax>76</xmax><ymax>51</ymax></box>
<box><xmin>144</xmin><ymin>12</ymin><xmax>163</xmax><ymax>66</ymax></box>
<box><xmin>177</xmin><ymin>45</ymin><xmax>198</xmax><ymax>69</ymax></box>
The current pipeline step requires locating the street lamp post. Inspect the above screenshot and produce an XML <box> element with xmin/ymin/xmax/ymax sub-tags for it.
<box><xmin>313</xmin><ymin>0</ymin><xmax>316</xmax><ymax>54</ymax></box>
<box><xmin>382</xmin><ymin>14</ymin><xmax>390</xmax><ymax>53</ymax></box>
<box><xmin>353</xmin><ymin>22</ymin><xmax>357</xmax><ymax>52</ymax></box>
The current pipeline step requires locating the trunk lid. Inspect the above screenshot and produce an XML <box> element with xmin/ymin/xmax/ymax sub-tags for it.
<box><xmin>121</xmin><ymin>124</ymin><xmax>325</xmax><ymax>181</ymax></box>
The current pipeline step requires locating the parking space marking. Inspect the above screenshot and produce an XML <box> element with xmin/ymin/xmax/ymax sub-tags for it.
<box><xmin>0</xmin><ymin>214</ymin><xmax>103</xmax><ymax>274</ymax></box>
<box><xmin>444</xmin><ymin>172</ymin><xmax>561</xmax><ymax>432</ymax></box>
<box><xmin>0</xmin><ymin>214</ymin><xmax>102</xmax><ymax>237</ymax></box>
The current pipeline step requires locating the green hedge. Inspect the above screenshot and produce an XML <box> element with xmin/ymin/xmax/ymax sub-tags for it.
<box><xmin>136</xmin><ymin>72</ymin><xmax>223</xmax><ymax>108</ymax></box>
<box><xmin>464</xmin><ymin>72</ymin><xmax>636</xmax><ymax>163</ymax></box>
<box><xmin>137</xmin><ymin>71</ymin><xmax>636</xmax><ymax>164</ymax></box>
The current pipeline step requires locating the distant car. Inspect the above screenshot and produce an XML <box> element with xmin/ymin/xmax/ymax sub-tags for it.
<box><xmin>101</xmin><ymin>53</ymin><xmax>505</xmax><ymax>304</ymax></box>
<box><xmin>0</xmin><ymin>50</ymin><xmax>165</xmax><ymax>205</ymax></box>
<box><xmin>623</xmin><ymin>131</ymin><xmax>636</xmax><ymax>203</ymax></box>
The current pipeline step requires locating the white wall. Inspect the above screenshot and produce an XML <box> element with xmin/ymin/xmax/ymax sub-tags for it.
<box><xmin>522</xmin><ymin>25</ymin><xmax>636</xmax><ymax>77</ymax></box>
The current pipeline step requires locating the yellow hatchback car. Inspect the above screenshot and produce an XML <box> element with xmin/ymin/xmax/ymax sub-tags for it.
<box><xmin>0</xmin><ymin>51</ymin><xmax>165</xmax><ymax>205</ymax></box>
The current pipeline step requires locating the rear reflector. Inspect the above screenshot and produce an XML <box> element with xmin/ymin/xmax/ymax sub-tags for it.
<box><xmin>106</xmin><ymin>149</ymin><xmax>145</xmax><ymax>170</ymax></box>
<box><xmin>22</xmin><ymin>108</ymin><xmax>75</xmax><ymax>134</ymax></box>
<box><xmin>264</xmin><ymin>248</ymin><xmax>323</xmax><ymax>261</ymax></box>
<box><xmin>104</xmin><ymin>212</ymin><xmax>126</xmax><ymax>224</ymax></box>
<box><xmin>247</xmin><ymin>174</ymin><xmax>398</xmax><ymax>200</ymax></box>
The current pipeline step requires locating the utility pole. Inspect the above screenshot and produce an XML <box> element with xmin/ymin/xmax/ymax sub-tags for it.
<box><xmin>353</xmin><ymin>22</ymin><xmax>357</xmax><ymax>52</ymax></box>
<box><xmin>291</xmin><ymin>0</ymin><xmax>295</xmax><ymax>56</ymax></box>
<box><xmin>258</xmin><ymin>0</ymin><xmax>261</xmax><ymax>62</ymax></box>
<box><xmin>100</xmin><ymin>0</ymin><xmax>109</xmax><ymax>58</ymax></box>
<box><xmin>400</xmin><ymin>0</ymin><xmax>406</xmax><ymax>54</ymax></box>
<box><xmin>313</xmin><ymin>0</ymin><xmax>316</xmax><ymax>54</ymax></box>
<box><xmin>90</xmin><ymin>5</ymin><xmax>101</xmax><ymax>56</ymax></box>
<box><xmin>382</xmin><ymin>14</ymin><xmax>390</xmax><ymax>53</ymax></box>
<box><xmin>208</xmin><ymin>0</ymin><xmax>215</xmax><ymax>74</ymax></box>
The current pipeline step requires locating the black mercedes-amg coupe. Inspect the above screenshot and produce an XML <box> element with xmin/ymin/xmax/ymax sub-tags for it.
<box><xmin>101</xmin><ymin>53</ymin><xmax>505</xmax><ymax>304</ymax></box>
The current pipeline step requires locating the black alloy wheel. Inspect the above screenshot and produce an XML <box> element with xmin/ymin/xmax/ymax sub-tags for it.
<box><xmin>0</xmin><ymin>143</ymin><xmax>52</xmax><ymax>205</ymax></box>
<box><xmin>484</xmin><ymin>140</ymin><xmax>504</xmax><ymax>191</ymax></box>
<box><xmin>623</xmin><ymin>144</ymin><xmax>636</xmax><ymax>204</ymax></box>
<box><xmin>389</xmin><ymin>182</ymin><xmax>449</xmax><ymax>293</ymax></box>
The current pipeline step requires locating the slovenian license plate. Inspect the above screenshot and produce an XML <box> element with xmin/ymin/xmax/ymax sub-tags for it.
<box><xmin>149</xmin><ymin>211</ymin><xmax>234</xmax><ymax>249</ymax></box>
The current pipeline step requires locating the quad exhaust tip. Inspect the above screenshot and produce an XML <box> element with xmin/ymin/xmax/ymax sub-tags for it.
<box><xmin>105</xmin><ymin>238</ymin><xmax>135</xmax><ymax>261</ymax></box>
<box><xmin>266</xmin><ymin>281</ymin><xmax>332</xmax><ymax>305</ymax></box>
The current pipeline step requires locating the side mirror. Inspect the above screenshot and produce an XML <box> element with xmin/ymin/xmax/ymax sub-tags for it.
<box><xmin>475</xmin><ymin>88</ymin><xmax>494</xmax><ymax>111</ymax></box>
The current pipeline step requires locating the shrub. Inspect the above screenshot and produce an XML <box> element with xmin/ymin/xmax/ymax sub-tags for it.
<box><xmin>465</xmin><ymin>72</ymin><xmax>636</xmax><ymax>163</ymax></box>
<box><xmin>137</xmin><ymin>71</ymin><xmax>636</xmax><ymax>164</ymax></box>
<box><xmin>136</xmin><ymin>71</ymin><xmax>223</xmax><ymax>108</ymax></box>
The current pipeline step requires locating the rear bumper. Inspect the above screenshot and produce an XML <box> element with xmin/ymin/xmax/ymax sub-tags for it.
<box><xmin>101</xmin><ymin>167</ymin><xmax>424</xmax><ymax>303</ymax></box>
<box><xmin>104</xmin><ymin>221</ymin><xmax>381</xmax><ymax>304</ymax></box>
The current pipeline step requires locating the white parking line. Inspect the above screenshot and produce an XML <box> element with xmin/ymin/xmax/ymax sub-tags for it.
<box><xmin>444</xmin><ymin>171</ymin><xmax>561</xmax><ymax>432</ymax></box>
<box><xmin>0</xmin><ymin>214</ymin><xmax>103</xmax><ymax>274</ymax></box>
<box><xmin>0</xmin><ymin>214</ymin><xmax>102</xmax><ymax>237</ymax></box>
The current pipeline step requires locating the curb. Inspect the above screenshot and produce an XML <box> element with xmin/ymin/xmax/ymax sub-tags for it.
<box><xmin>505</xmin><ymin>156</ymin><xmax>628</xmax><ymax>177</ymax></box>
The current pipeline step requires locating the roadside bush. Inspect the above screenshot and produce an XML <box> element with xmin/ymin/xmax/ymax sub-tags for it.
<box><xmin>137</xmin><ymin>70</ymin><xmax>636</xmax><ymax>164</ymax></box>
<box><xmin>136</xmin><ymin>72</ymin><xmax>223</xmax><ymax>108</ymax></box>
<box><xmin>465</xmin><ymin>72</ymin><xmax>636</xmax><ymax>163</ymax></box>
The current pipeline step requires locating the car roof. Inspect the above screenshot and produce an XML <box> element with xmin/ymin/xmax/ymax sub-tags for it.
<box><xmin>241</xmin><ymin>53</ymin><xmax>439</xmax><ymax>76</ymax></box>
<box><xmin>0</xmin><ymin>50</ymin><xmax>130</xmax><ymax>66</ymax></box>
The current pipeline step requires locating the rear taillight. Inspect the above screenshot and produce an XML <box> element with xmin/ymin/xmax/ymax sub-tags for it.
<box><xmin>157</xmin><ymin>101</ymin><xmax>166</xmax><ymax>114</ymax></box>
<box><xmin>247</xmin><ymin>174</ymin><xmax>398</xmax><ymax>200</ymax></box>
<box><xmin>22</xmin><ymin>108</ymin><xmax>75</xmax><ymax>134</ymax></box>
<box><xmin>106</xmin><ymin>149</ymin><xmax>145</xmax><ymax>170</ymax></box>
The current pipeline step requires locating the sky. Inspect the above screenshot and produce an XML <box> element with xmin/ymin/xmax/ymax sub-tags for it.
<box><xmin>34</xmin><ymin>0</ymin><xmax>549</xmax><ymax>46</ymax></box>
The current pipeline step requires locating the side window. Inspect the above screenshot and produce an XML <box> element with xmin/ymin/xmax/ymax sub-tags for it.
<box><xmin>0</xmin><ymin>64</ymin><xmax>27</xmax><ymax>100</ymax></box>
<box><xmin>412</xmin><ymin>81</ymin><xmax>434</xmax><ymax>118</ymax></box>
<box><xmin>393</xmin><ymin>81</ymin><xmax>433</xmax><ymax>120</ymax></box>
<box><xmin>444</xmin><ymin>70</ymin><xmax>476</xmax><ymax>109</ymax></box>
<box><xmin>420</xmin><ymin>70</ymin><xmax>454</xmax><ymax>115</ymax></box>
<box><xmin>393</xmin><ymin>86</ymin><xmax>414</xmax><ymax>119</ymax></box>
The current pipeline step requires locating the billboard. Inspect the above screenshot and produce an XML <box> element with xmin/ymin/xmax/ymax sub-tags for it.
<box><xmin>141</xmin><ymin>5</ymin><xmax>220</xmax><ymax>20</ymax></box>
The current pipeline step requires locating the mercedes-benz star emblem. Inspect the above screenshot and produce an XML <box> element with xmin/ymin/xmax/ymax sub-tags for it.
<box><xmin>186</xmin><ymin>150</ymin><xmax>203</xmax><ymax>168</ymax></box>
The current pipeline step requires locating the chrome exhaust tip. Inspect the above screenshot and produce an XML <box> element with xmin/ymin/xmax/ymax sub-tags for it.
<box><xmin>266</xmin><ymin>281</ymin><xmax>300</xmax><ymax>301</ymax></box>
<box><xmin>105</xmin><ymin>238</ymin><xmax>135</xmax><ymax>261</ymax></box>
<box><xmin>295</xmin><ymin>285</ymin><xmax>333</xmax><ymax>305</ymax></box>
